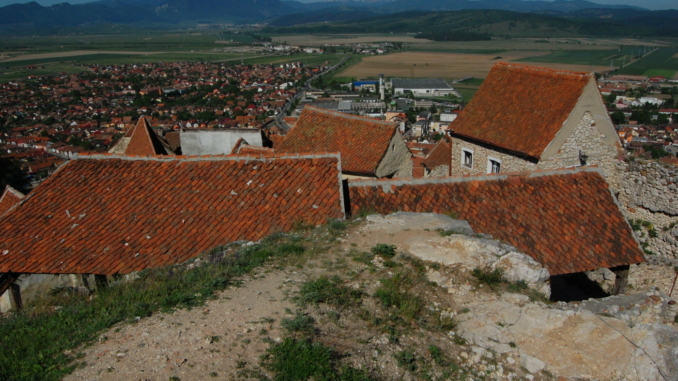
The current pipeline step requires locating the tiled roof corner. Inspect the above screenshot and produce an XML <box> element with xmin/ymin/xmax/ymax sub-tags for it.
<box><xmin>0</xmin><ymin>185</ymin><xmax>25</xmax><ymax>219</ymax></box>
<box><xmin>348</xmin><ymin>167</ymin><xmax>644</xmax><ymax>275</ymax></box>
<box><xmin>276</xmin><ymin>106</ymin><xmax>398</xmax><ymax>174</ymax></box>
<box><xmin>0</xmin><ymin>154</ymin><xmax>344</xmax><ymax>275</ymax></box>
<box><xmin>452</xmin><ymin>63</ymin><xmax>593</xmax><ymax>158</ymax></box>
<box><xmin>125</xmin><ymin>117</ymin><xmax>169</xmax><ymax>156</ymax></box>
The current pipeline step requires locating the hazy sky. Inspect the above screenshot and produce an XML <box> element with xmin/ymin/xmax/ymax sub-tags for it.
<box><xmin>1</xmin><ymin>0</ymin><xmax>676</xmax><ymax>11</ymax></box>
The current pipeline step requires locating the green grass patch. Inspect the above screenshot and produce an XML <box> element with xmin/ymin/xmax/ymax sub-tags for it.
<box><xmin>281</xmin><ymin>312</ymin><xmax>317</xmax><ymax>336</ymax></box>
<box><xmin>370</xmin><ymin>244</ymin><xmax>396</xmax><ymax>259</ymax></box>
<box><xmin>374</xmin><ymin>271</ymin><xmax>424</xmax><ymax>320</ymax></box>
<box><xmin>618</xmin><ymin>48</ymin><xmax>678</xmax><ymax>76</ymax></box>
<box><xmin>0</xmin><ymin>233</ymin><xmax>303</xmax><ymax>381</ymax></box>
<box><xmin>470</xmin><ymin>267</ymin><xmax>504</xmax><ymax>288</ymax></box>
<box><xmin>643</xmin><ymin>69</ymin><xmax>677</xmax><ymax>78</ymax></box>
<box><xmin>297</xmin><ymin>276</ymin><xmax>362</xmax><ymax>308</ymax></box>
<box><xmin>514</xmin><ymin>47</ymin><xmax>638</xmax><ymax>66</ymax></box>
<box><xmin>263</xmin><ymin>337</ymin><xmax>376</xmax><ymax>381</ymax></box>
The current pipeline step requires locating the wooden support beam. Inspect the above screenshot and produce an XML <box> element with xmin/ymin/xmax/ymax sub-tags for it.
<box><xmin>10</xmin><ymin>283</ymin><xmax>22</xmax><ymax>310</ymax></box>
<box><xmin>0</xmin><ymin>272</ymin><xmax>20</xmax><ymax>296</ymax></box>
<box><xmin>611</xmin><ymin>265</ymin><xmax>630</xmax><ymax>295</ymax></box>
<box><xmin>94</xmin><ymin>274</ymin><xmax>108</xmax><ymax>291</ymax></box>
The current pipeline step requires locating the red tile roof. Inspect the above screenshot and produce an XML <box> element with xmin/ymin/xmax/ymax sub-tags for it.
<box><xmin>423</xmin><ymin>137</ymin><xmax>451</xmax><ymax>171</ymax></box>
<box><xmin>125</xmin><ymin>117</ymin><xmax>169</xmax><ymax>156</ymax></box>
<box><xmin>452</xmin><ymin>63</ymin><xmax>593</xmax><ymax>158</ymax></box>
<box><xmin>276</xmin><ymin>106</ymin><xmax>398</xmax><ymax>175</ymax></box>
<box><xmin>0</xmin><ymin>153</ymin><xmax>344</xmax><ymax>275</ymax></box>
<box><xmin>0</xmin><ymin>185</ymin><xmax>24</xmax><ymax>219</ymax></box>
<box><xmin>348</xmin><ymin>167</ymin><xmax>644</xmax><ymax>275</ymax></box>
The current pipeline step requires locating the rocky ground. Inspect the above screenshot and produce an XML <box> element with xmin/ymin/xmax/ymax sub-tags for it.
<box><xmin>65</xmin><ymin>213</ymin><xmax>678</xmax><ymax>381</ymax></box>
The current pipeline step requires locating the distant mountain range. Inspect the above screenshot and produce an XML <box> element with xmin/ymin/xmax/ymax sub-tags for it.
<box><xmin>0</xmin><ymin>0</ymin><xmax>675</xmax><ymax>34</ymax></box>
<box><xmin>265</xmin><ymin>8</ymin><xmax>678</xmax><ymax>39</ymax></box>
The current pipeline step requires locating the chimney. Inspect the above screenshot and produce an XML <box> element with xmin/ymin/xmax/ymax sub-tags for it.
<box><xmin>379</xmin><ymin>74</ymin><xmax>385</xmax><ymax>101</ymax></box>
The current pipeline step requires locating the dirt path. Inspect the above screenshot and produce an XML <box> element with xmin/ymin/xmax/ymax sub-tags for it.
<box><xmin>65</xmin><ymin>270</ymin><xmax>301</xmax><ymax>381</ymax></box>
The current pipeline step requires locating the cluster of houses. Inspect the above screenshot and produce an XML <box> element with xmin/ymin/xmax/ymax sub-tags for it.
<box><xmin>0</xmin><ymin>62</ymin><xmax>653</xmax><ymax>312</ymax></box>
<box><xmin>0</xmin><ymin>60</ymin><xmax>331</xmax><ymax>184</ymax></box>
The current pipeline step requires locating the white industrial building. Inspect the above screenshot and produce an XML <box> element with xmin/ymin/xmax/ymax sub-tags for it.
<box><xmin>391</xmin><ymin>78</ymin><xmax>455</xmax><ymax>96</ymax></box>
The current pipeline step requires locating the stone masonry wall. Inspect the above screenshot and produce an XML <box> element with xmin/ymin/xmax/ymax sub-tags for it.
<box><xmin>450</xmin><ymin>113</ymin><xmax>618</xmax><ymax>180</ymax></box>
<box><xmin>539</xmin><ymin>112</ymin><xmax>619</xmax><ymax>181</ymax></box>
<box><xmin>450</xmin><ymin>140</ymin><xmax>537</xmax><ymax>176</ymax></box>
<box><xmin>614</xmin><ymin>160</ymin><xmax>678</xmax><ymax>259</ymax></box>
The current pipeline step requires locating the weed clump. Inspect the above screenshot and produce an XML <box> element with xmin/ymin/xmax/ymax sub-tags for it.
<box><xmin>371</xmin><ymin>244</ymin><xmax>396</xmax><ymax>258</ymax></box>
<box><xmin>281</xmin><ymin>312</ymin><xmax>316</xmax><ymax>336</ymax></box>
<box><xmin>393</xmin><ymin>349</ymin><xmax>417</xmax><ymax>372</ymax></box>
<box><xmin>263</xmin><ymin>338</ymin><xmax>376</xmax><ymax>381</ymax></box>
<box><xmin>297</xmin><ymin>276</ymin><xmax>362</xmax><ymax>308</ymax></box>
<box><xmin>470</xmin><ymin>267</ymin><xmax>504</xmax><ymax>288</ymax></box>
<box><xmin>375</xmin><ymin>271</ymin><xmax>424</xmax><ymax>320</ymax></box>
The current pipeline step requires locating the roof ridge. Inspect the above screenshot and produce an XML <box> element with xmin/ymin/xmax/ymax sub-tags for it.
<box><xmin>347</xmin><ymin>166</ymin><xmax>602</xmax><ymax>187</ymax></box>
<box><xmin>74</xmin><ymin>152</ymin><xmax>342</xmax><ymax>162</ymax></box>
<box><xmin>495</xmin><ymin>62</ymin><xmax>593</xmax><ymax>79</ymax></box>
<box><xmin>304</xmin><ymin>105</ymin><xmax>396</xmax><ymax>126</ymax></box>
<box><xmin>3</xmin><ymin>185</ymin><xmax>25</xmax><ymax>200</ymax></box>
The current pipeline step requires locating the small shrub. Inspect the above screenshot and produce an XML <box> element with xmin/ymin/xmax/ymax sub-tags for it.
<box><xmin>437</xmin><ymin>229</ymin><xmax>461</xmax><ymax>237</ymax></box>
<box><xmin>382</xmin><ymin>260</ymin><xmax>400</xmax><ymax>268</ymax></box>
<box><xmin>328</xmin><ymin>219</ymin><xmax>348</xmax><ymax>231</ymax></box>
<box><xmin>277</xmin><ymin>243</ymin><xmax>306</xmax><ymax>256</ymax></box>
<box><xmin>453</xmin><ymin>336</ymin><xmax>466</xmax><ymax>345</ymax></box>
<box><xmin>264</xmin><ymin>338</ymin><xmax>376</xmax><ymax>381</ymax></box>
<box><xmin>371</xmin><ymin>244</ymin><xmax>396</xmax><ymax>258</ymax></box>
<box><xmin>350</xmin><ymin>250</ymin><xmax>375</xmax><ymax>266</ymax></box>
<box><xmin>648</xmin><ymin>228</ymin><xmax>658</xmax><ymax>238</ymax></box>
<box><xmin>297</xmin><ymin>276</ymin><xmax>362</xmax><ymax>308</ymax></box>
<box><xmin>281</xmin><ymin>313</ymin><xmax>316</xmax><ymax>335</ymax></box>
<box><xmin>394</xmin><ymin>350</ymin><xmax>417</xmax><ymax>372</ymax></box>
<box><xmin>507</xmin><ymin>280</ymin><xmax>528</xmax><ymax>292</ymax></box>
<box><xmin>375</xmin><ymin>272</ymin><xmax>424</xmax><ymax>320</ymax></box>
<box><xmin>629</xmin><ymin>219</ymin><xmax>642</xmax><ymax>231</ymax></box>
<box><xmin>428</xmin><ymin>345</ymin><xmax>449</xmax><ymax>366</ymax></box>
<box><xmin>471</xmin><ymin>268</ymin><xmax>504</xmax><ymax>288</ymax></box>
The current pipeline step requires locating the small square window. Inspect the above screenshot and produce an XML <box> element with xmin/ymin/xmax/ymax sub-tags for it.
<box><xmin>462</xmin><ymin>149</ymin><xmax>473</xmax><ymax>168</ymax></box>
<box><xmin>488</xmin><ymin>159</ymin><xmax>501</xmax><ymax>174</ymax></box>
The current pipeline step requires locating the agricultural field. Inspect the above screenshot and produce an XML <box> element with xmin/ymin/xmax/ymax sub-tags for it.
<box><xmin>513</xmin><ymin>46</ymin><xmax>641</xmax><ymax>67</ymax></box>
<box><xmin>617</xmin><ymin>47</ymin><xmax>678</xmax><ymax>78</ymax></box>
<box><xmin>336</xmin><ymin>51</ymin><xmax>609</xmax><ymax>80</ymax></box>
<box><xmin>271</xmin><ymin>34</ymin><xmax>429</xmax><ymax>46</ymax></box>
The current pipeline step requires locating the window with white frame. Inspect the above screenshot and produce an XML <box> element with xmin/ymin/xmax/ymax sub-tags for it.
<box><xmin>462</xmin><ymin>148</ymin><xmax>473</xmax><ymax>169</ymax></box>
<box><xmin>487</xmin><ymin>157</ymin><xmax>501</xmax><ymax>174</ymax></box>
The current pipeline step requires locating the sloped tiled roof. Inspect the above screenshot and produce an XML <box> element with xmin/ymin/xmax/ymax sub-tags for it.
<box><xmin>348</xmin><ymin>167</ymin><xmax>644</xmax><ymax>275</ymax></box>
<box><xmin>0</xmin><ymin>185</ymin><xmax>25</xmax><ymax>218</ymax></box>
<box><xmin>452</xmin><ymin>63</ymin><xmax>592</xmax><ymax>158</ymax></box>
<box><xmin>230</xmin><ymin>138</ymin><xmax>275</xmax><ymax>156</ymax></box>
<box><xmin>276</xmin><ymin>106</ymin><xmax>398</xmax><ymax>175</ymax></box>
<box><xmin>423</xmin><ymin>137</ymin><xmax>451</xmax><ymax>170</ymax></box>
<box><xmin>0</xmin><ymin>153</ymin><xmax>344</xmax><ymax>275</ymax></box>
<box><xmin>125</xmin><ymin>117</ymin><xmax>170</xmax><ymax>156</ymax></box>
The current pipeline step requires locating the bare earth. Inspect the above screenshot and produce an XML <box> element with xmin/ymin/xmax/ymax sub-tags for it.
<box><xmin>0</xmin><ymin>51</ymin><xmax>163</xmax><ymax>63</ymax></box>
<box><xmin>338</xmin><ymin>52</ymin><xmax>608</xmax><ymax>79</ymax></box>
<box><xmin>272</xmin><ymin>35</ymin><xmax>432</xmax><ymax>45</ymax></box>
<box><xmin>63</xmin><ymin>217</ymin><xmax>677</xmax><ymax>381</ymax></box>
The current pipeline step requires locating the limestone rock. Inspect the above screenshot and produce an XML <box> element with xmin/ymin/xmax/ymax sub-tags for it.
<box><xmin>520</xmin><ymin>354</ymin><xmax>545</xmax><ymax>374</ymax></box>
<box><xmin>364</xmin><ymin>212</ymin><xmax>474</xmax><ymax>235</ymax></box>
<box><xmin>492</xmin><ymin>252</ymin><xmax>550</xmax><ymax>297</ymax></box>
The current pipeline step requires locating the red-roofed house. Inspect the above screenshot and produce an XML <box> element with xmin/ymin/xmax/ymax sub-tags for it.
<box><xmin>450</xmin><ymin>63</ymin><xmax>621</xmax><ymax>178</ymax></box>
<box><xmin>0</xmin><ymin>185</ymin><xmax>24</xmax><ymax>218</ymax></box>
<box><xmin>348</xmin><ymin>166</ymin><xmax>645</xmax><ymax>294</ymax></box>
<box><xmin>276</xmin><ymin>106</ymin><xmax>413</xmax><ymax>179</ymax></box>
<box><xmin>0</xmin><ymin>153</ymin><xmax>345</xmax><ymax>309</ymax></box>
<box><xmin>109</xmin><ymin>117</ymin><xmax>171</xmax><ymax>155</ymax></box>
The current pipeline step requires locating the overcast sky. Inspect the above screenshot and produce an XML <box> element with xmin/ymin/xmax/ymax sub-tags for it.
<box><xmin>1</xmin><ymin>0</ymin><xmax>676</xmax><ymax>10</ymax></box>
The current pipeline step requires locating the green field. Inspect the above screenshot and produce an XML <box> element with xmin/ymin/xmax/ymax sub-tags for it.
<box><xmin>617</xmin><ymin>47</ymin><xmax>678</xmax><ymax>77</ymax></box>
<box><xmin>513</xmin><ymin>46</ymin><xmax>640</xmax><ymax>67</ymax></box>
<box><xmin>0</xmin><ymin>30</ymin><xmax>251</xmax><ymax>54</ymax></box>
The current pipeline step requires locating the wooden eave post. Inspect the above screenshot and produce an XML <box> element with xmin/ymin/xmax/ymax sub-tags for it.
<box><xmin>610</xmin><ymin>265</ymin><xmax>630</xmax><ymax>295</ymax></box>
<box><xmin>0</xmin><ymin>272</ymin><xmax>23</xmax><ymax>310</ymax></box>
